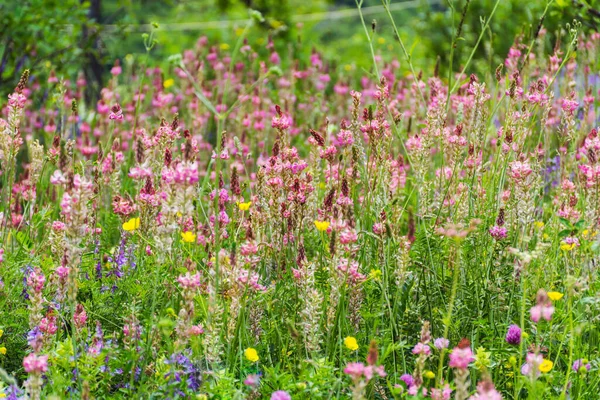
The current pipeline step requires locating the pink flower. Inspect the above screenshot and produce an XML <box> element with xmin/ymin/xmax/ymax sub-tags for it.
<box><xmin>23</xmin><ymin>353</ymin><xmax>49</xmax><ymax>373</ymax></box>
<box><xmin>344</xmin><ymin>362</ymin><xmax>365</xmax><ymax>379</ymax></box>
<box><xmin>74</xmin><ymin>304</ymin><xmax>88</xmax><ymax>328</ymax></box>
<box><xmin>109</xmin><ymin>104</ymin><xmax>124</xmax><ymax>121</ymax></box>
<box><xmin>449</xmin><ymin>344</ymin><xmax>474</xmax><ymax>369</ymax></box>
<box><xmin>530</xmin><ymin>289</ymin><xmax>555</xmax><ymax>323</ymax></box>
<box><xmin>244</xmin><ymin>374</ymin><xmax>261</xmax><ymax>387</ymax></box>
<box><xmin>412</xmin><ymin>343</ymin><xmax>431</xmax><ymax>355</ymax></box>
<box><xmin>489</xmin><ymin>225</ymin><xmax>508</xmax><ymax>239</ymax></box>
<box><xmin>188</xmin><ymin>324</ymin><xmax>204</xmax><ymax>336</ymax></box>
<box><xmin>508</xmin><ymin>161</ymin><xmax>533</xmax><ymax>181</ymax></box>
<box><xmin>470</xmin><ymin>380</ymin><xmax>502</xmax><ymax>400</ymax></box>
<box><xmin>177</xmin><ymin>273</ymin><xmax>201</xmax><ymax>290</ymax></box>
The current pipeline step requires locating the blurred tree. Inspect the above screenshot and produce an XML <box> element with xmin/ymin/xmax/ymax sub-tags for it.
<box><xmin>0</xmin><ymin>0</ymin><xmax>101</xmax><ymax>97</ymax></box>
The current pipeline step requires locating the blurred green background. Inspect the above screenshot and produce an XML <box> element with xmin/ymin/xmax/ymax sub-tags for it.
<box><xmin>1</xmin><ymin>0</ymin><xmax>599</xmax><ymax>99</ymax></box>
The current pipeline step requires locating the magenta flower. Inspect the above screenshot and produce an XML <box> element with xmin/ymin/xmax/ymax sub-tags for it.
<box><xmin>505</xmin><ymin>325</ymin><xmax>521</xmax><ymax>345</ymax></box>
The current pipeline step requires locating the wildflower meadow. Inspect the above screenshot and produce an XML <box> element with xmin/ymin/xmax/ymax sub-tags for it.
<box><xmin>1</xmin><ymin>1</ymin><xmax>600</xmax><ymax>399</ymax></box>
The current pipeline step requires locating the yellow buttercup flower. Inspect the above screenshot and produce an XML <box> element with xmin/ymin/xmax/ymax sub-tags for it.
<box><xmin>314</xmin><ymin>220</ymin><xmax>330</xmax><ymax>232</ymax></box>
<box><xmin>238</xmin><ymin>201</ymin><xmax>252</xmax><ymax>211</ymax></box>
<box><xmin>534</xmin><ymin>221</ymin><xmax>545</xmax><ymax>229</ymax></box>
<box><xmin>220</xmin><ymin>43</ymin><xmax>230</xmax><ymax>51</ymax></box>
<box><xmin>163</xmin><ymin>78</ymin><xmax>174</xmax><ymax>89</ymax></box>
<box><xmin>0</xmin><ymin>329</ymin><xmax>3</xmax><ymax>338</ymax></box>
<box><xmin>181</xmin><ymin>231</ymin><xmax>196</xmax><ymax>243</ymax></box>
<box><xmin>539</xmin><ymin>359</ymin><xmax>553</xmax><ymax>373</ymax></box>
<box><xmin>560</xmin><ymin>241</ymin><xmax>575</xmax><ymax>251</ymax></box>
<box><xmin>0</xmin><ymin>347</ymin><xmax>6</xmax><ymax>355</ymax></box>
<box><xmin>244</xmin><ymin>347</ymin><xmax>259</xmax><ymax>362</ymax></box>
<box><xmin>344</xmin><ymin>336</ymin><xmax>359</xmax><ymax>351</ymax></box>
<box><xmin>424</xmin><ymin>370</ymin><xmax>435</xmax><ymax>379</ymax></box>
<box><xmin>547</xmin><ymin>291</ymin><xmax>564</xmax><ymax>301</ymax></box>
<box><xmin>123</xmin><ymin>217</ymin><xmax>140</xmax><ymax>232</ymax></box>
<box><xmin>377</xmin><ymin>37</ymin><xmax>386</xmax><ymax>44</ymax></box>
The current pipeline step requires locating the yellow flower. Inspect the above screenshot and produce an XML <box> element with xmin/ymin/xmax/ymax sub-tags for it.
<box><xmin>244</xmin><ymin>347</ymin><xmax>259</xmax><ymax>362</ymax></box>
<box><xmin>181</xmin><ymin>231</ymin><xmax>196</xmax><ymax>243</ymax></box>
<box><xmin>314</xmin><ymin>220</ymin><xmax>330</xmax><ymax>232</ymax></box>
<box><xmin>369</xmin><ymin>269</ymin><xmax>382</xmax><ymax>280</ymax></box>
<box><xmin>0</xmin><ymin>347</ymin><xmax>6</xmax><ymax>355</ymax></box>
<box><xmin>0</xmin><ymin>393</ymin><xmax>6</xmax><ymax>399</ymax></box>
<box><xmin>220</xmin><ymin>43</ymin><xmax>230</xmax><ymax>51</ymax></box>
<box><xmin>163</xmin><ymin>78</ymin><xmax>174</xmax><ymax>89</ymax></box>
<box><xmin>123</xmin><ymin>217</ymin><xmax>140</xmax><ymax>232</ymax></box>
<box><xmin>539</xmin><ymin>359</ymin><xmax>553</xmax><ymax>373</ymax></box>
<box><xmin>344</xmin><ymin>64</ymin><xmax>352</xmax><ymax>71</ymax></box>
<box><xmin>344</xmin><ymin>336</ymin><xmax>359</xmax><ymax>351</ymax></box>
<box><xmin>238</xmin><ymin>201</ymin><xmax>252</xmax><ymax>211</ymax></box>
<box><xmin>0</xmin><ymin>329</ymin><xmax>3</xmax><ymax>338</ymax></box>
<box><xmin>377</xmin><ymin>37</ymin><xmax>386</xmax><ymax>44</ymax></box>
<box><xmin>424</xmin><ymin>370</ymin><xmax>435</xmax><ymax>379</ymax></box>
<box><xmin>166</xmin><ymin>308</ymin><xmax>177</xmax><ymax>318</ymax></box>
<box><xmin>560</xmin><ymin>241</ymin><xmax>575</xmax><ymax>251</ymax></box>
<box><xmin>534</xmin><ymin>221</ymin><xmax>545</xmax><ymax>229</ymax></box>
<box><xmin>547</xmin><ymin>291</ymin><xmax>564</xmax><ymax>301</ymax></box>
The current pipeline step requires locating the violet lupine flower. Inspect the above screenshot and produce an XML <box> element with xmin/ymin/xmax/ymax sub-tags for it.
<box><xmin>505</xmin><ymin>325</ymin><xmax>522</xmax><ymax>345</ymax></box>
<box><xmin>434</xmin><ymin>338</ymin><xmax>449</xmax><ymax>350</ymax></box>
<box><xmin>271</xmin><ymin>391</ymin><xmax>291</xmax><ymax>400</ymax></box>
<box><xmin>572</xmin><ymin>359</ymin><xmax>591</xmax><ymax>373</ymax></box>
<box><xmin>27</xmin><ymin>327</ymin><xmax>43</xmax><ymax>352</ymax></box>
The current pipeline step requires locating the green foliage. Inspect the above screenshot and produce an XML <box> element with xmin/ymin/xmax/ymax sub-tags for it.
<box><xmin>0</xmin><ymin>0</ymin><xmax>98</xmax><ymax>96</ymax></box>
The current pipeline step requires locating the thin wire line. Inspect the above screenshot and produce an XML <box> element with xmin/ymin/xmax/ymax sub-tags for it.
<box><xmin>102</xmin><ymin>0</ymin><xmax>440</xmax><ymax>33</ymax></box>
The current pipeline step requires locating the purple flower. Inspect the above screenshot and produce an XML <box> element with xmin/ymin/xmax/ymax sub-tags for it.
<box><xmin>244</xmin><ymin>374</ymin><xmax>261</xmax><ymax>387</ymax></box>
<box><xmin>434</xmin><ymin>338</ymin><xmax>449</xmax><ymax>350</ymax></box>
<box><xmin>572</xmin><ymin>359</ymin><xmax>591</xmax><ymax>373</ymax></box>
<box><xmin>489</xmin><ymin>225</ymin><xmax>508</xmax><ymax>240</ymax></box>
<box><xmin>400</xmin><ymin>373</ymin><xmax>414</xmax><ymax>387</ymax></box>
<box><xmin>505</xmin><ymin>324</ymin><xmax>521</xmax><ymax>345</ymax></box>
<box><xmin>270</xmin><ymin>390</ymin><xmax>291</xmax><ymax>400</ymax></box>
